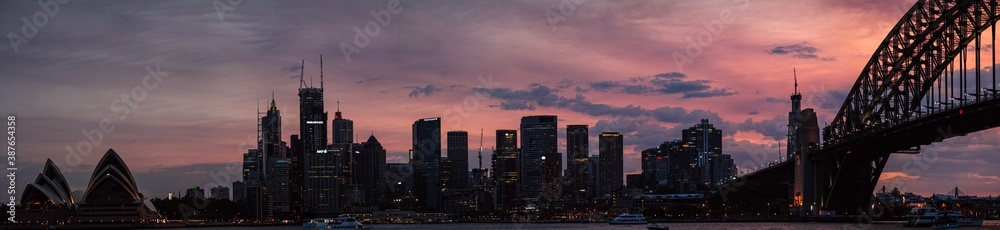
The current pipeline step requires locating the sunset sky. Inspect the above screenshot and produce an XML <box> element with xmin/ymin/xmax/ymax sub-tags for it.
<box><xmin>1</xmin><ymin>0</ymin><xmax>998</xmax><ymax>199</ymax></box>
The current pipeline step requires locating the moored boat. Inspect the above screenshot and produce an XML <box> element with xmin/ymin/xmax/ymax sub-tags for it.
<box><xmin>903</xmin><ymin>207</ymin><xmax>938</xmax><ymax>227</ymax></box>
<box><xmin>609</xmin><ymin>213</ymin><xmax>647</xmax><ymax>225</ymax></box>
<box><xmin>302</xmin><ymin>216</ymin><xmax>364</xmax><ymax>229</ymax></box>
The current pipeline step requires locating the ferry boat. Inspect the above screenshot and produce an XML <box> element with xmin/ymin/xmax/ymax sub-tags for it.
<box><xmin>609</xmin><ymin>213</ymin><xmax>647</xmax><ymax>225</ymax></box>
<box><xmin>302</xmin><ymin>217</ymin><xmax>365</xmax><ymax>229</ymax></box>
<box><xmin>904</xmin><ymin>207</ymin><xmax>938</xmax><ymax>227</ymax></box>
<box><xmin>937</xmin><ymin>211</ymin><xmax>984</xmax><ymax>227</ymax></box>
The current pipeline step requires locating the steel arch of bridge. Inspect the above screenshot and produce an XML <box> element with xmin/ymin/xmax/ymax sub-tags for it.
<box><xmin>828</xmin><ymin>0</ymin><xmax>999</xmax><ymax>143</ymax></box>
<box><xmin>821</xmin><ymin>0</ymin><xmax>1000</xmax><ymax>214</ymax></box>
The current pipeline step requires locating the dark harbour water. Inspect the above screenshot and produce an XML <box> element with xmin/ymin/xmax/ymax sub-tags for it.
<box><xmin>188</xmin><ymin>220</ymin><xmax>1000</xmax><ymax>230</ymax></box>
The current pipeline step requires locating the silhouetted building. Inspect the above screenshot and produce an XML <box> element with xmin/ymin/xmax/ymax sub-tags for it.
<box><xmin>710</xmin><ymin>154</ymin><xmax>737</xmax><ymax>187</ymax></box>
<box><xmin>288</xmin><ymin>134</ymin><xmax>303</xmax><ymax>217</ymax></box>
<box><xmin>471</xmin><ymin>168</ymin><xmax>489</xmax><ymax>189</ymax></box>
<box><xmin>211</xmin><ymin>186</ymin><xmax>230</xmax><ymax>200</ymax></box>
<box><xmin>357</xmin><ymin>135</ymin><xmax>387</xmax><ymax>207</ymax></box>
<box><xmin>566</xmin><ymin>125</ymin><xmax>590</xmax><ymax>199</ymax></box>
<box><xmin>667</xmin><ymin>140</ymin><xmax>699</xmax><ymax>193</ymax></box>
<box><xmin>412</xmin><ymin>117</ymin><xmax>441</xmax><ymax>212</ymax></box>
<box><xmin>331</xmin><ymin>104</ymin><xmax>354</xmax><ymax>145</ymax></box>
<box><xmin>233</xmin><ymin>181</ymin><xmax>245</xmax><ymax>202</ymax></box>
<box><xmin>447</xmin><ymin>131</ymin><xmax>470</xmax><ymax>190</ymax></box>
<box><xmin>385</xmin><ymin>163</ymin><xmax>415</xmax><ymax>210</ymax></box>
<box><xmin>270</xmin><ymin>159</ymin><xmax>290</xmax><ymax>213</ymax></box>
<box><xmin>299</xmin><ymin>65</ymin><xmax>338</xmax><ymax>215</ymax></box>
<box><xmin>491</xmin><ymin>129</ymin><xmax>518</xmax><ymax>210</ymax></box>
<box><xmin>598</xmin><ymin>132</ymin><xmax>623</xmax><ymax>196</ymax></box>
<box><xmin>626</xmin><ymin>174</ymin><xmax>642</xmax><ymax>189</ymax></box>
<box><xmin>587</xmin><ymin>155</ymin><xmax>600</xmax><ymax>198</ymax></box>
<box><xmin>243</xmin><ymin>148</ymin><xmax>273</xmax><ymax>220</ymax></box>
<box><xmin>331</xmin><ymin>105</ymin><xmax>354</xmax><ymax>189</ymax></box>
<box><xmin>641</xmin><ymin>143</ymin><xmax>670</xmax><ymax>192</ymax></box>
<box><xmin>682</xmin><ymin>119</ymin><xmax>722</xmax><ymax>187</ymax></box>
<box><xmin>262</xmin><ymin>98</ymin><xmax>290</xmax><ymax>215</ymax></box>
<box><xmin>186</xmin><ymin>186</ymin><xmax>206</xmax><ymax>200</ymax></box>
<box><xmin>519</xmin><ymin>115</ymin><xmax>557</xmax><ymax>200</ymax></box>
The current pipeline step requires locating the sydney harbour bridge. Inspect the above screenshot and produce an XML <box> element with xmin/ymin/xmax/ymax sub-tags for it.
<box><xmin>729</xmin><ymin>0</ymin><xmax>1000</xmax><ymax>216</ymax></box>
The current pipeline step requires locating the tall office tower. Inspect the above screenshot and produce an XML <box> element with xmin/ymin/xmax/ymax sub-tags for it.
<box><xmin>440</xmin><ymin>157</ymin><xmax>452</xmax><ymax>191</ymax></box>
<box><xmin>518</xmin><ymin>115</ymin><xmax>557</xmax><ymax>200</ymax></box>
<box><xmin>471</xmin><ymin>168</ymin><xmax>489</xmax><ymax>189</ymax></box>
<box><xmin>243</xmin><ymin>148</ymin><xmax>273</xmax><ymax>221</ymax></box>
<box><xmin>288</xmin><ymin>134</ymin><xmax>303</xmax><ymax>217</ymax></box>
<box><xmin>300</xmin><ymin>58</ymin><xmax>337</xmax><ymax>215</ymax></box>
<box><xmin>262</xmin><ymin>98</ymin><xmax>285</xmax><ymax>161</ymax></box>
<box><xmin>262</xmin><ymin>98</ymin><xmax>290</xmax><ymax>215</ymax></box>
<box><xmin>412</xmin><ymin>117</ymin><xmax>441</xmax><ymax>212</ymax></box>
<box><xmin>667</xmin><ymin>140</ymin><xmax>699</xmax><ymax>193</ymax></box>
<box><xmin>565</xmin><ymin>125</ymin><xmax>589</xmax><ymax>199</ymax></box>
<box><xmin>385</xmin><ymin>163</ymin><xmax>415</xmax><ymax>210</ymax></box>
<box><xmin>233</xmin><ymin>181</ymin><xmax>245</xmax><ymax>202</ymax></box>
<box><xmin>641</xmin><ymin>143</ymin><xmax>670</xmax><ymax>192</ymax></box>
<box><xmin>598</xmin><ymin>132</ymin><xmax>623</xmax><ymax>196</ymax></box>
<box><xmin>587</xmin><ymin>155</ymin><xmax>600</xmax><ymax>198</ymax></box>
<box><xmin>710</xmin><ymin>154</ymin><xmax>737</xmax><ymax>186</ymax></box>
<box><xmin>270</xmin><ymin>159</ymin><xmax>290</xmax><ymax>213</ymax></box>
<box><xmin>356</xmin><ymin>135</ymin><xmax>387</xmax><ymax>206</ymax></box>
<box><xmin>447</xmin><ymin>131</ymin><xmax>470</xmax><ymax>190</ymax></box>
<box><xmin>491</xmin><ymin>129</ymin><xmax>518</xmax><ymax>210</ymax></box>
<box><xmin>331</xmin><ymin>104</ymin><xmax>354</xmax><ymax>185</ymax></box>
<box><xmin>682</xmin><ymin>119</ymin><xmax>722</xmax><ymax>186</ymax></box>
<box><xmin>787</xmin><ymin>70</ymin><xmax>801</xmax><ymax>161</ymax></box>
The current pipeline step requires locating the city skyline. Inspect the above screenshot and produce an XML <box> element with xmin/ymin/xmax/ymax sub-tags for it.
<box><xmin>2</xmin><ymin>0</ymin><xmax>999</xmax><ymax>201</ymax></box>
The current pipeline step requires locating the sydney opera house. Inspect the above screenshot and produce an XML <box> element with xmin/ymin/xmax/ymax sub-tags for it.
<box><xmin>17</xmin><ymin>149</ymin><xmax>161</xmax><ymax>227</ymax></box>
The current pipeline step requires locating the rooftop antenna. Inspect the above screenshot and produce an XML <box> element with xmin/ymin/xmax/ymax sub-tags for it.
<box><xmin>299</xmin><ymin>60</ymin><xmax>305</xmax><ymax>89</ymax></box>
<box><xmin>320</xmin><ymin>55</ymin><xmax>324</xmax><ymax>91</ymax></box>
<box><xmin>794</xmin><ymin>67</ymin><xmax>799</xmax><ymax>95</ymax></box>
<box><xmin>478</xmin><ymin>128</ymin><xmax>484</xmax><ymax>170</ymax></box>
<box><xmin>337</xmin><ymin>101</ymin><xmax>341</xmax><ymax>112</ymax></box>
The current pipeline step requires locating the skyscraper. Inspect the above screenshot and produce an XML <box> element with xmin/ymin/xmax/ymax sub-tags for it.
<box><xmin>262</xmin><ymin>98</ymin><xmax>290</xmax><ymax>215</ymax></box>
<box><xmin>641</xmin><ymin>143</ymin><xmax>670</xmax><ymax>192</ymax></box>
<box><xmin>385</xmin><ymin>163</ymin><xmax>415</xmax><ymax>210</ymax></box>
<box><xmin>288</xmin><ymin>134</ymin><xmax>303</xmax><ymax>216</ymax></box>
<box><xmin>565</xmin><ymin>125</ymin><xmax>589</xmax><ymax>199</ymax></box>
<box><xmin>667</xmin><ymin>140</ymin><xmax>699</xmax><ymax>193</ymax></box>
<box><xmin>682</xmin><ymin>119</ymin><xmax>722</xmax><ymax>187</ymax></box>
<box><xmin>412</xmin><ymin>117</ymin><xmax>441</xmax><ymax>211</ymax></box>
<box><xmin>233</xmin><ymin>181</ymin><xmax>245</xmax><ymax>202</ymax></box>
<box><xmin>331</xmin><ymin>103</ymin><xmax>354</xmax><ymax>145</ymax></box>
<box><xmin>683</xmin><ymin>119</ymin><xmax>722</xmax><ymax>168</ymax></box>
<box><xmin>598</xmin><ymin>132</ymin><xmax>623</xmax><ymax>196</ymax></box>
<box><xmin>331</xmin><ymin>104</ymin><xmax>354</xmax><ymax>186</ymax></box>
<box><xmin>446</xmin><ymin>131</ymin><xmax>469</xmax><ymax>190</ymax></box>
<box><xmin>356</xmin><ymin>135</ymin><xmax>387</xmax><ymax>206</ymax></box>
<box><xmin>710</xmin><ymin>154</ymin><xmax>737</xmax><ymax>186</ymax></box>
<box><xmin>587</xmin><ymin>155</ymin><xmax>600</xmax><ymax>198</ymax></box>
<box><xmin>491</xmin><ymin>129</ymin><xmax>518</xmax><ymax>210</ymax></box>
<box><xmin>518</xmin><ymin>115</ymin><xmax>557</xmax><ymax>200</ymax></box>
<box><xmin>242</xmin><ymin>148</ymin><xmax>272</xmax><ymax>220</ymax></box>
<box><xmin>299</xmin><ymin>58</ymin><xmax>337</xmax><ymax>215</ymax></box>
